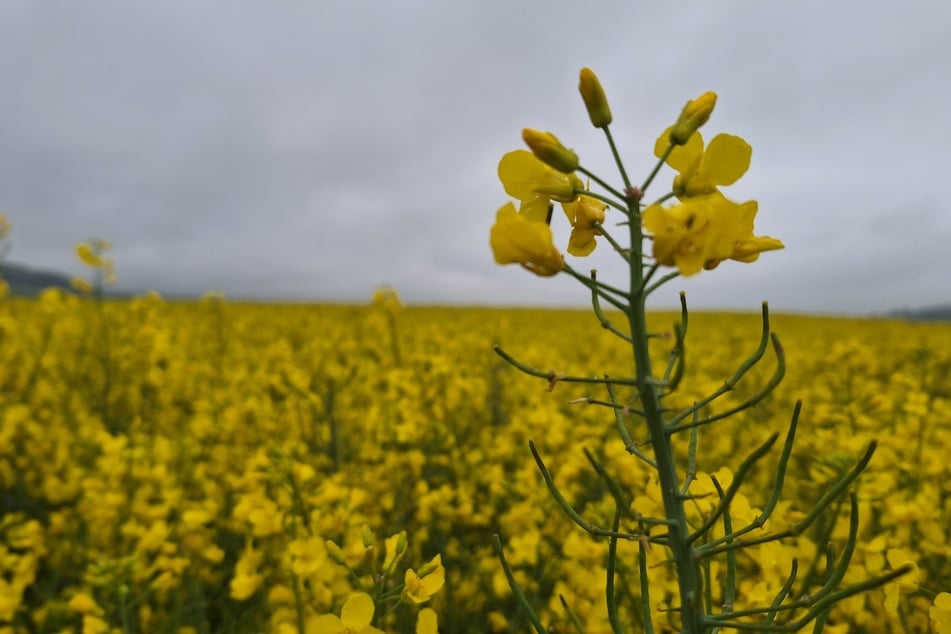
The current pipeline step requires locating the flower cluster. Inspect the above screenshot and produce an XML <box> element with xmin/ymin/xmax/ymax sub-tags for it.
<box><xmin>73</xmin><ymin>238</ymin><xmax>117</xmax><ymax>297</ymax></box>
<box><xmin>489</xmin><ymin>69</ymin><xmax>783</xmax><ymax>278</ymax></box>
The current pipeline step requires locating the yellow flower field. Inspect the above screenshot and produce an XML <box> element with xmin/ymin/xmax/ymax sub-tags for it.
<box><xmin>0</xmin><ymin>291</ymin><xmax>949</xmax><ymax>633</ymax></box>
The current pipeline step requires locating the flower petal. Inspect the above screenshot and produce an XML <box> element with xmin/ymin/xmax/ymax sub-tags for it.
<box><xmin>655</xmin><ymin>127</ymin><xmax>704</xmax><ymax>173</ymax></box>
<box><xmin>341</xmin><ymin>593</ymin><xmax>375</xmax><ymax>628</ymax></box>
<box><xmin>696</xmin><ymin>134</ymin><xmax>751</xmax><ymax>186</ymax></box>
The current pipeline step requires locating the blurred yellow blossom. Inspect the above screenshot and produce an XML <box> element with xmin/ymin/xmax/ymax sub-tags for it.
<box><xmin>402</xmin><ymin>554</ymin><xmax>445</xmax><ymax>604</ymax></box>
<box><xmin>230</xmin><ymin>543</ymin><xmax>264</xmax><ymax>601</ymax></box>
<box><xmin>383</xmin><ymin>531</ymin><xmax>407</xmax><ymax>572</ymax></box>
<box><xmin>71</xmin><ymin>276</ymin><xmax>94</xmax><ymax>296</ymax></box>
<box><xmin>561</xmin><ymin>191</ymin><xmax>607</xmax><ymax>256</ymax></box>
<box><xmin>416</xmin><ymin>607</ymin><xmax>438</xmax><ymax>634</ymax></box>
<box><xmin>883</xmin><ymin>548</ymin><xmax>920</xmax><ymax>615</ymax></box>
<box><xmin>372</xmin><ymin>286</ymin><xmax>402</xmax><ymax>313</ymax></box>
<box><xmin>931</xmin><ymin>592</ymin><xmax>951</xmax><ymax>633</ymax></box>
<box><xmin>307</xmin><ymin>592</ymin><xmax>384</xmax><ymax>634</ymax></box>
<box><xmin>490</xmin><ymin>202</ymin><xmax>563</xmax><ymax>276</ymax></box>
<box><xmin>76</xmin><ymin>243</ymin><xmax>103</xmax><ymax>268</ymax></box>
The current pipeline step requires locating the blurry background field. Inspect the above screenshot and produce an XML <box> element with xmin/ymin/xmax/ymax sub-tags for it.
<box><xmin>1</xmin><ymin>293</ymin><xmax>948</xmax><ymax>632</ymax></box>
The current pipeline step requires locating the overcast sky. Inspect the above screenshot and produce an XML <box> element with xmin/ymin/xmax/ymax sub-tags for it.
<box><xmin>1</xmin><ymin>1</ymin><xmax>948</xmax><ymax>314</ymax></box>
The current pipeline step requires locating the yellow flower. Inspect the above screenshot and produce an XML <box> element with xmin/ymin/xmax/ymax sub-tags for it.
<box><xmin>521</xmin><ymin>129</ymin><xmax>580</xmax><ymax>174</ymax></box>
<box><xmin>654</xmin><ymin>130</ymin><xmax>751</xmax><ymax>198</ymax></box>
<box><xmin>229</xmin><ymin>543</ymin><xmax>263</xmax><ymax>601</ymax></box>
<box><xmin>0</xmin><ymin>279</ymin><xmax>8</xmax><ymax>299</ymax></box>
<box><xmin>71</xmin><ymin>277</ymin><xmax>94</xmax><ymax>296</ymax></box>
<box><xmin>371</xmin><ymin>287</ymin><xmax>402</xmax><ymax>313</ymax></box>
<box><xmin>307</xmin><ymin>592</ymin><xmax>384</xmax><ymax>634</ymax></box>
<box><xmin>721</xmin><ymin>235</ymin><xmax>785</xmax><ymax>265</ymax></box>
<box><xmin>67</xmin><ymin>592</ymin><xmax>100</xmax><ymax>616</ymax></box>
<box><xmin>669</xmin><ymin>91</ymin><xmax>717</xmax><ymax>145</ymax></box>
<box><xmin>561</xmin><ymin>192</ymin><xmax>607</xmax><ymax>257</ymax></box>
<box><xmin>883</xmin><ymin>548</ymin><xmax>920</xmax><ymax>616</ymax></box>
<box><xmin>578</xmin><ymin>67</ymin><xmax>612</xmax><ymax>128</ymax></box>
<box><xmin>643</xmin><ymin>194</ymin><xmax>781</xmax><ymax>276</ymax></box>
<box><xmin>0</xmin><ymin>212</ymin><xmax>10</xmax><ymax>238</ymax></box>
<box><xmin>288</xmin><ymin>536</ymin><xmax>326</xmax><ymax>577</ymax></box>
<box><xmin>416</xmin><ymin>607</ymin><xmax>439</xmax><ymax>634</ymax></box>
<box><xmin>76</xmin><ymin>243</ymin><xmax>103</xmax><ymax>268</ymax></box>
<box><xmin>498</xmin><ymin>150</ymin><xmax>580</xmax><ymax>203</ymax></box>
<box><xmin>490</xmin><ymin>202</ymin><xmax>564</xmax><ymax>277</ymax></box>
<box><xmin>931</xmin><ymin>592</ymin><xmax>951</xmax><ymax>634</ymax></box>
<box><xmin>382</xmin><ymin>531</ymin><xmax>407</xmax><ymax>572</ymax></box>
<box><xmin>402</xmin><ymin>554</ymin><xmax>445</xmax><ymax>604</ymax></box>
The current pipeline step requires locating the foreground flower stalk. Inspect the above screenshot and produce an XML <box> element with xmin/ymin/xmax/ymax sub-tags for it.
<box><xmin>489</xmin><ymin>68</ymin><xmax>908</xmax><ymax>633</ymax></box>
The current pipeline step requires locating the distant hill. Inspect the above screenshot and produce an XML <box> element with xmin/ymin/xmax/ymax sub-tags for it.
<box><xmin>0</xmin><ymin>261</ymin><xmax>72</xmax><ymax>296</ymax></box>
<box><xmin>887</xmin><ymin>305</ymin><xmax>951</xmax><ymax>322</ymax></box>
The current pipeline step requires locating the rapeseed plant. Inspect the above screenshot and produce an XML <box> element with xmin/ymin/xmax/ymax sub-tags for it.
<box><xmin>489</xmin><ymin>67</ymin><xmax>917</xmax><ymax>633</ymax></box>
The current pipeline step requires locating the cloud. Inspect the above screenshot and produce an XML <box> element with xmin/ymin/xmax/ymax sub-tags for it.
<box><xmin>1</xmin><ymin>0</ymin><xmax>948</xmax><ymax>313</ymax></box>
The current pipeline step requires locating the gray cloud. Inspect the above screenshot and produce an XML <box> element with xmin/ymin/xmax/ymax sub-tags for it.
<box><xmin>1</xmin><ymin>0</ymin><xmax>948</xmax><ymax>313</ymax></box>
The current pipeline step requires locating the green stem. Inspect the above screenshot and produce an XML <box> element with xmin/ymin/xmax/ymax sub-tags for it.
<box><xmin>493</xmin><ymin>534</ymin><xmax>547</xmax><ymax>634</ymax></box>
<box><xmin>603</xmin><ymin>126</ymin><xmax>633</xmax><ymax>193</ymax></box>
<box><xmin>592</xmin><ymin>221</ymin><xmax>630</xmax><ymax>262</ymax></box>
<box><xmin>579</xmin><ymin>188</ymin><xmax>632</xmax><ymax>215</ymax></box>
<box><xmin>606</xmin><ymin>506</ymin><xmax>624</xmax><ymax>634</ymax></box>
<box><xmin>640</xmin><ymin>143</ymin><xmax>674</xmax><ymax>194</ymax></box>
<box><xmin>626</xmin><ymin>192</ymin><xmax>704</xmax><ymax>632</ymax></box>
<box><xmin>579</xmin><ymin>166</ymin><xmax>627</xmax><ymax>204</ymax></box>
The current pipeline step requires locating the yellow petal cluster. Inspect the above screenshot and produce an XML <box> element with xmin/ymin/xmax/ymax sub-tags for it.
<box><xmin>643</xmin><ymin>195</ymin><xmax>783</xmax><ymax>276</ymax></box>
<box><xmin>401</xmin><ymin>554</ymin><xmax>445</xmax><ymax>604</ymax></box>
<box><xmin>490</xmin><ymin>202</ymin><xmax>564</xmax><ymax>276</ymax></box>
<box><xmin>308</xmin><ymin>592</ymin><xmax>385</xmax><ymax>634</ymax></box>
<box><xmin>561</xmin><ymin>193</ymin><xmax>607</xmax><ymax>256</ymax></box>
<box><xmin>655</xmin><ymin>129</ymin><xmax>752</xmax><ymax>198</ymax></box>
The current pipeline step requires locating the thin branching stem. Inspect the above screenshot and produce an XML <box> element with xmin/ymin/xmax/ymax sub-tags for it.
<box><xmin>494</xmin><ymin>345</ymin><xmax>639</xmax><ymax>387</ymax></box>
<box><xmin>669</xmin><ymin>333</ymin><xmax>785</xmax><ymax>434</ymax></box>
<box><xmin>529</xmin><ymin>441</ymin><xmax>653</xmax><ymax>538</ymax></box>
<box><xmin>700</xmin><ymin>402</ymin><xmax>801</xmax><ymax>550</ymax></box>
<box><xmin>606</xmin><ymin>506</ymin><xmax>624</xmax><ymax>634</ymax></box>
<box><xmin>579</xmin><ymin>165</ymin><xmax>628</xmax><ymax>204</ymax></box>
<box><xmin>493</xmin><ymin>534</ymin><xmax>547</xmax><ymax>634</ymax></box>
<box><xmin>640</xmin><ymin>143</ymin><xmax>674</xmax><ymax>193</ymax></box>
<box><xmin>588</xmin><ymin>270</ymin><xmax>634</xmax><ymax>343</ymax></box>
<box><xmin>697</xmin><ymin>442</ymin><xmax>877</xmax><ymax>559</ymax></box>
<box><xmin>559</xmin><ymin>595</ymin><xmax>588</xmax><ymax>634</ymax></box>
<box><xmin>592</xmin><ymin>221</ymin><xmax>631</xmax><ymax>262</ymax></box>
<box><xmin>687</xmin><ymin>433</ymin><xmax>778</xmax><ymax>545</ymax></box>
<box><xmin>603</xmin><ymin>125</ymin><xmax>633</xmax><ymax>193</ymax></box>
<box><xmin>564</xmin><ymin>265</ymin><xmax>631</xmax><ymax>312</ymax></box>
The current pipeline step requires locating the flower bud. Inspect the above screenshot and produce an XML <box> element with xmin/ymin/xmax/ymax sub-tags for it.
<box><xmin>361</xmin><ymin>524</ymin><xmax>375</xmax><ymax>549</ymax></box>
<box><xmin>325</xmin><ymin>540</ymin><xmax>347</xmax><ymax>565</ymax></box>
<box><xmin>578</xmin><ymin>68</ymin><xmax>612</xmax><ymax>128</ymax></box>
<box><xmin>522</xmin><ymin>129</ymin><xmax>579</xmax><ymax>174</ymax></box>
<box><xmin>669</xmin><ymin>91</ymin><xmax>717</xmax><ymax>146</ymax></box>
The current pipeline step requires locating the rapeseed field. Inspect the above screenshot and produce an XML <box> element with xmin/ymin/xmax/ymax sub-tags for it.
<box><xmin>0</xmin><ymin>292</ymin><xmax>948</xmax><ymax>633</ymax></box>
